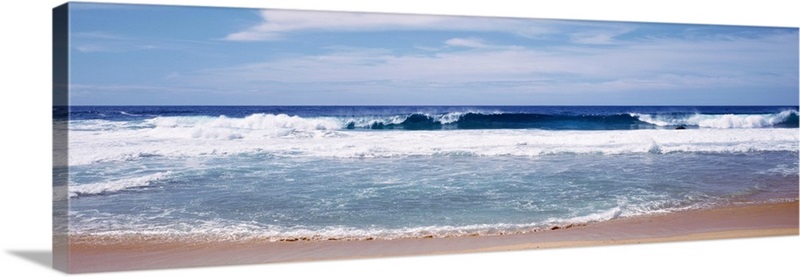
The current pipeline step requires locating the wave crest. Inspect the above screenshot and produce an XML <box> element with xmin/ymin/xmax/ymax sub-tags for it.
<box><xmin>146</xmin><ymin>114</ymin><xmax>342</xmax><ymax>140</ymax></box>
<box><xmin>343</xmin><ymin>110</ymin><xmax>798</xmax><ymax>130</ymax></box>
<box><xmin>69</xmin><ymin>171</ymin><xmax>172</xmax><ymax>198</ymax></box>
<box><xmin>635</xmin><ymin>110</ymin><xmax>798</xmax><ymax>129</ymax></box>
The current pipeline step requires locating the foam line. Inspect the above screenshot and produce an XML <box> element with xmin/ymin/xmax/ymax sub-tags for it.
<box><xmin>69</xmin><ymin>171</ymin><xmax>172</xmax><ymax>198</ymax></box>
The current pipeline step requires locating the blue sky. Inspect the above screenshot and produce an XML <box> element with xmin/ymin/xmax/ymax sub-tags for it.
<box><xmin>68</xmin><ymin>3</ymin><xmax>799</xmax><ymax>105</ymax></box>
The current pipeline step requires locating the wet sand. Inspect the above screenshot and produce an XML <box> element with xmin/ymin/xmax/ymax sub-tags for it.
<box><xmin>66</xmin><ymin>201</ymin><xmax>798</xmax><ymax>273</ymax></box>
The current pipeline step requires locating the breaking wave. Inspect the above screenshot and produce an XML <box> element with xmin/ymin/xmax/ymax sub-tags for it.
<box><xmin>634</xmin><ymin>110</ymin><xmax>798</xmax><ymax>129</ymax></box>
<box><xmin>69</xmin><ymin>171</ymin><xmax>172</xmax><ymax>198</ymax></box>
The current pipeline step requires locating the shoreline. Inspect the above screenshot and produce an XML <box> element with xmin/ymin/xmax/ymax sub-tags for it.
<box><xmin>67</xmin><ymin>201</ymin><xmax>798</xmax><ymax>273</ymax></box>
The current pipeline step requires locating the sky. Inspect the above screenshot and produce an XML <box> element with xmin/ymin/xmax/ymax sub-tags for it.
<box><xmin>67</xmin><ymin>2</ymin><xmax>799</xmax><ymax>105</ymax></box>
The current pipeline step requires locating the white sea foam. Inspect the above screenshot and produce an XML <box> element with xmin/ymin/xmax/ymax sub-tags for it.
<box><xmin>437</xmin><ymin>112</ymin><xmax>466</xmax><ymax>124</ymax></box>
<box><xmin>544</xmin><ymin>197</ymin><xmax>718</xmax><ymax>227</ymax></box>
<box><xmin>760</xmin><ymin>163</ymin><xmax>800</xmax><ymax>177</ymax></box>
<box><xmin>119</xmin><ymin>111</ymin><xmax>143</xmax><ymax>117</ymax></box>
<box><xmin>68</xmin><ymin>199</ymin><xmax>712</xmax><ymax>241</ymax></box>
<box><xmin>68</xmin><ymin>217</ymin><xmax>558</xmax><ymax>242</ymax></box>
<box><xmin>68</xmin><ymin>126</ymin><xmax>799</xmax><ymax>166</ymax></box>
<box><xmin>338</xmin><ymin>114</ymin><xmax>409</xmax><ymax>128</ymax></box>
<box><xmin>635</xmin><ymin>110</ymin><xmax>797</xmax><ymax>128</ymax></box>
<box><xmin>145</xmin><ymin>114</ymin><xmax>342</xmax><ymax>140</ymax></box>
<box><xmin>336</xmin><ymin>111</ymin><xmax>480</xmax><ymax>128</ymax></box>
<box><xmin>563</xmin><ymin>207</ymin><xmax>623</xmax><ymax>223</ymax></box>
<box><xmin>69</xmin><ymin>171</ymin><xmax>172</xmax><ymax>198</ymax></box>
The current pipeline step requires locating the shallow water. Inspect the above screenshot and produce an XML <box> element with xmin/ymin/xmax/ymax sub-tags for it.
<box><xmin>63</xmin><ymin>106</ymin><xmax>800</xmax><ymax>241</ymax></box>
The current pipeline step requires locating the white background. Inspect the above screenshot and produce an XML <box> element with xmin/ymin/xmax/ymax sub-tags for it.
<box><xmin>1</xmin><ymin>1</ymin><xmax>797</xmax><ymax>276</ymax></box>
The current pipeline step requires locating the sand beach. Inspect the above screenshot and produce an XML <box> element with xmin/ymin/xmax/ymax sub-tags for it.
<box><xmin>67</xmin><ymin>201</ymin><xmax>798</xmax><ymax>273</ymax></box>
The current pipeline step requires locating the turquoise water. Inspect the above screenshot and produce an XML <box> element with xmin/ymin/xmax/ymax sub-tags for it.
<box><xmin>61</xmin><ymin>106</ymin><xmax>799</xmax><ymax>241</ymax></box>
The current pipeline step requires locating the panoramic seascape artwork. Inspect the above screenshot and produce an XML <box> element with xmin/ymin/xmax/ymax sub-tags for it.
<box><xmin>53</xmin><ymin>2</ymin><xmax>799</xmax><ymax>273</ymax></box>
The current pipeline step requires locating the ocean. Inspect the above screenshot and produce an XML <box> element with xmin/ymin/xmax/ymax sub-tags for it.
<box><xmin>56</xmin><ymin>106</ymin><xmax>799</xmax><ymax>242</ymax></box>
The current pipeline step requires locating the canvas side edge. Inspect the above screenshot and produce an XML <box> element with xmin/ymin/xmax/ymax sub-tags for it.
<box><xmin>52</xmin><ymin>2</ymin><xmax>70</xmax><ymax>273</ymax></box>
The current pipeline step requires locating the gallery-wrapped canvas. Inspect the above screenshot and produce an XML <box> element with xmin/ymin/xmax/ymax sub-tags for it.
<box><xmin>53</xmin><ymin>2</ymin><xmax>799</xmax><ymax>273</ymax></box>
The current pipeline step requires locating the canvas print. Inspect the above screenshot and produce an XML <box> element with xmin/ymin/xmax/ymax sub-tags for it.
<box><xmin>53</xmin><ymin>2</ymin><xmax>799</xmax><ymax>273</ymax></box>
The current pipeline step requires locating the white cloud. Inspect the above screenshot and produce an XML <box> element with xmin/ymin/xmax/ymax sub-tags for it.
<box><xmin>570</xmin><ymin>31</ymin><xmax>618</xmax><ymax>44</ymax></box>
<box><xmin>181</xmin><ymin>31</ymin><xmax>798</xmax><ymax>97</ymax></box>
<box><xmin>71</xmin><ymin>31</ymin><xmax>219</xmax><ymax>53</ymax></box>
<box><xmin>444</xmin><ymin>37</ymin><xmax>523</xmax><ymax>50</ymax></box>
<box><xmin>567</xmin><ymin>24</ymin><xmax>635</xmax><ymax>44</ymax></box>
<box><xmin>68</xmin><ymin>84</ymin><xmax>210</xmax><ymax>94</ymax></box>
<box><xmin>75</xmin><ymin>45</ymin><xmax>107</xmax><ymax>53</ymax></box>
<box><xmin>445</xmin><ymin>38</ymin><xmax>489</xmax><ymax>48</ymax></box>
<box><xmin>225</xmin><ymin>9</ymin><xmax>556</xmax><ymax>41</ymax></box>
<box><xmin>73</xmin><ymin>31</ymin><xmax>131</xmax><ymax>40</ymax></box>
<box><xmin>72</xmin><ymin>43</ymin><xmax>164</xmax><ymax>53</ymax></box>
